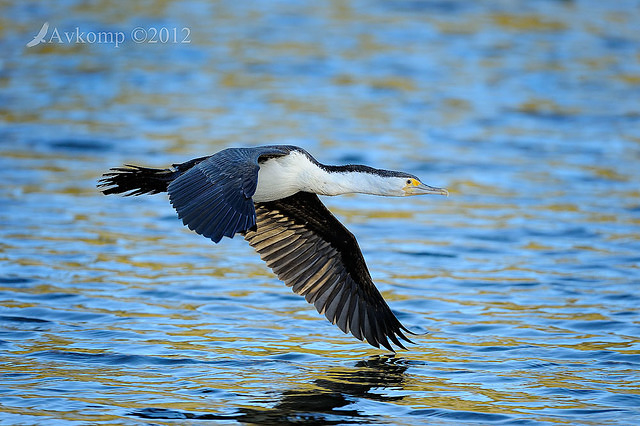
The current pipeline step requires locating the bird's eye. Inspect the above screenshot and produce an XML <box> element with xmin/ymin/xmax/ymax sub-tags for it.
<box><xmin>406</xmin><ymin>179</ymin><xmax>412</xmax><ymax>185</ymax></box>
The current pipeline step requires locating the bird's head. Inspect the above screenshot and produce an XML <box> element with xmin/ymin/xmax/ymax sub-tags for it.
<box><xmin>355</xmin><ymin>169</ymin><xmax>448</xmax><ymax>197</ymax></box>
<box><xmin>313</xmin><ymin>163</ymin><xmax>448</xmax><ymax>198</ymax></box>
<box><xmin>400</xmin><ymin>176</ymin><xmax>449</xmax><ymax>197</ymax></box>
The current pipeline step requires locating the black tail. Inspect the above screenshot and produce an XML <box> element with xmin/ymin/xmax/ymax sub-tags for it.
<box><xmin>98</xmin><ymin>156</ymin><xmax>210</xmax><ymax>196</ymax></box>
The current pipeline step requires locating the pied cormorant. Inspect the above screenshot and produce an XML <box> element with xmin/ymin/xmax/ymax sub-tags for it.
<box><xmin>98</xmin><ymin>145</ymin><xmax>448</xmax><ymax>351</ymax></box>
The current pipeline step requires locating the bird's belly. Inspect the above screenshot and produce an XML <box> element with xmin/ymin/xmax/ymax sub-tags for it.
<box><xmin>253</xmin><ymin>158</ymin><xmax>300</xmax><ymax>203</ymax></box>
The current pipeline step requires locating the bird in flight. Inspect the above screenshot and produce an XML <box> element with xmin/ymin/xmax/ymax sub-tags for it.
<box><xmin>98</xmin><ymin>145</ymin><xmax>447</xmax><ymax>351</ymax></box>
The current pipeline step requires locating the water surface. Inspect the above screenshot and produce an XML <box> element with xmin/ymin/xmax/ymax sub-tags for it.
<box><xmin>1</xmin><ymin>1</ymin><xmax>640</xmax><ymax>424</ymax></box>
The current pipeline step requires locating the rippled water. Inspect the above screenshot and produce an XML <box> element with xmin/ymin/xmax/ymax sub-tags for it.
<box><xmin>2</xmin><ymin>1</ymin><xmax>640</xmax><ymax>424</ymax></box>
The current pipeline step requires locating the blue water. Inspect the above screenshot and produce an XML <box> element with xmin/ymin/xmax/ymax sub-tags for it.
<box><xmin>1</xmin><ymin>1</ymin><xmax>640</xmax><ymax>424</ymax></box>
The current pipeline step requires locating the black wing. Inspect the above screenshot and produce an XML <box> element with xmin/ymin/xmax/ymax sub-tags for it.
<box><xmin>243</xmin><ymin>192</ymin><xmax>414</xmax><ymax>351</ymax></box>
<box><xmin>167</xmin><ymin>146</ymin><xmax>288</xmax><ymax>243</ymax></box>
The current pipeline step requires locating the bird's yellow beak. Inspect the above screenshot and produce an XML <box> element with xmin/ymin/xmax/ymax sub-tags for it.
<box><xmin>404</xmin><ymin>180</ymin><xmax>449</xmax><ymax>196</ymax></box>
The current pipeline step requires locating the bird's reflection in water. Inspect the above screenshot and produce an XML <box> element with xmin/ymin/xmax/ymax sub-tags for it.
<box><xmin>244</xmin><ymin>355</ymin><xmax>410</xmax><ymax>424</ymax></box>
<box><xmin>132</xmin><ymin>355</ymin><xmax>410</xmax><ymax>425</ymax></box>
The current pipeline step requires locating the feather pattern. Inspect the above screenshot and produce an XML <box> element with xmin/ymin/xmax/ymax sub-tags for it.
<box><xmin>243</xmin><ymin>191</ymin><xmax>414</xmax><ymax>351</ymax></box>
<box><xmin>167</xmin><ymin>147</ymin><xmax>288</xmax><ymax>243</ymax></box>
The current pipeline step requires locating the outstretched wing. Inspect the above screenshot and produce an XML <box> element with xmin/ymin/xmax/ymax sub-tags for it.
<box><xmin>168</xmin><ymin>146</ymin><xmax>288</xmax><ymax>243</ymax></box>
<box><xmin>243</xmin><ymin>192</ymin><xmax>414</xmax><ymax>351</ymax></box>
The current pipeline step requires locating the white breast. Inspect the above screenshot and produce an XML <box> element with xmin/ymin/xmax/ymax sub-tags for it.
<box><xmin>253</xmin><ymin>151</ymin><xmax>310</xmax><ymax>202</ymax></box>
<box><xmin>252</xmin><ymin>150</ymin><xmax>382</xmax><ymax>202</ymax></box>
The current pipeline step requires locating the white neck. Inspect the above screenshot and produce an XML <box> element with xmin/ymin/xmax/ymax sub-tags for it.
<box><xmin>302</xmin><ymin>165</ymin><xmax>394</xmax><ymax>197</ymax></box>
<box><xmin>254</xmin><ymin>150</ymin><xmax>400</xmax><ymax>202</ymax></box>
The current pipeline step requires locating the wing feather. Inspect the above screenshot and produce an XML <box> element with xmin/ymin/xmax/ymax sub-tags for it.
<box><xmin>243</xmin><ymin>192</ymin><xmax>414</xmax><ymax>351</ymax></box>
<box><xmin>167</xmin><ymin>146</ymin><xmax>288</xmax><ymax>243</ymax></box>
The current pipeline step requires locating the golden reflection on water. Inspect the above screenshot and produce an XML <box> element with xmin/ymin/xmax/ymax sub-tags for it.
<box><xmin>1</xmin><ymin>0</ymin><xmax>640</xmax><ymax>424</ymax></box>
